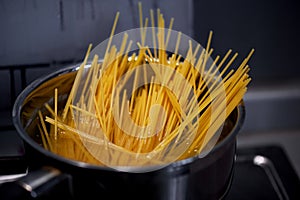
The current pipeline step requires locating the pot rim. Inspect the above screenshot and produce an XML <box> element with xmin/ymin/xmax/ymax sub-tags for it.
<box><xmin>12</xmin><ymin>62</ymin><xmax>245</xmax><ymax>173</ymax></box>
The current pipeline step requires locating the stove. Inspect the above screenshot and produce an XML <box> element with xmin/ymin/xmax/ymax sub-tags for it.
<box><xmin>226</xmin><ymin>145</ymin><xmax>300</xmax><ymax>200</ymax></box>
<box><xmin>0</xmin><ymin>130</ymin><xmax>299</xmax><ymax>200</ymax></box>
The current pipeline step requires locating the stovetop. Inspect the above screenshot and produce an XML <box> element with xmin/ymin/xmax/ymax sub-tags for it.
<box><xmin>0</xmin><ymin>130</ymin><xmax>300</xmax><ymax>200</ymax></box>
<box><xmin>226</xmin><ymin>145</ymin><xmax>300</xmax><ymax>200</ymax></box>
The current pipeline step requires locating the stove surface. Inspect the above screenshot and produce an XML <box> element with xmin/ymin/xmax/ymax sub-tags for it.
<box><xmin>226</xmin><ymin>145</ymin><xmax>300</xmax><ymax>200</ymax></box>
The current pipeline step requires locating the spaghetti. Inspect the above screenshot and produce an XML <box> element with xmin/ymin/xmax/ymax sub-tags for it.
<box><xmin>32</xmin><ymin>4</ymin><xmax>254</xmax><ymax>168</ymax></box>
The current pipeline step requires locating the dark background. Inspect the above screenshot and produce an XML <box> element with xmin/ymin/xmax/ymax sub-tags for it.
<box><xmin>193</xmin><ymin>0</ymin><xmax>300</xmax><ymax>85</ymax></box>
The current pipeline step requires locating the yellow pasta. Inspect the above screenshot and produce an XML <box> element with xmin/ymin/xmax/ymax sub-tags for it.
<box><xmin>33</xmin><ymin>4</ymin><xmax>254</xmax><ymax>167</ymax></box>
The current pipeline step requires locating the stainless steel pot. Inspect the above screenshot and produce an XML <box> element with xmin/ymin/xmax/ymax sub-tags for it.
<box><xmin>7</xmin><ymin>63</ymin><xmax>245</xmax><ymax>200</ymax></box>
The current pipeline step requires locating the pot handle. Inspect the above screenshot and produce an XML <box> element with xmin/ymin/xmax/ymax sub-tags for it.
<box><xmin>0</xmin><ymin>166</ymin><xmax>73</xmax><ymax>199</ymax></box>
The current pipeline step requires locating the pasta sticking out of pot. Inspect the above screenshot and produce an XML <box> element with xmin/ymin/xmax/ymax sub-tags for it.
<box><xmin>35</xmin><ymin>3</ymin><xmax>254</xmax><ymax>169</ymax></box>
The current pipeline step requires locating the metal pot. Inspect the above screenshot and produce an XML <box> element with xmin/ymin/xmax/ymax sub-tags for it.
<box><xmin>7</xmin><ymin>63</ymin><xmax>245</xmax><ymax>200</ymax></box>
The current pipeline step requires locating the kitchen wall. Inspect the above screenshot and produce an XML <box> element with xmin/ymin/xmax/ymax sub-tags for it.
<box><xmin>193</xmin><ymin>0</ymin><xmax>300</xmax><ymax>84</ymax></box>
<box><xmin>0</xmin><ymin>0</ymin><xmax>193</xmax><ymax>66</ymax></box>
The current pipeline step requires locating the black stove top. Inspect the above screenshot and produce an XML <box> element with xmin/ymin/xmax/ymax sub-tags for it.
<box><xmin>226</xmin><ymin>145</ymin><xmax>300</xmax><ymax>200</ymax></box>
<box><xmin>0</xmin><ymin>130</ymin><xmax>300</xmax><ymax>200</ymax></box>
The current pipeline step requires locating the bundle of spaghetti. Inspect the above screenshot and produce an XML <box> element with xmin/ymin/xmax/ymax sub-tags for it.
<box><xmin>37</xmin><ymin>3</ymin><xmax>254</xmax><ymax>166</ymax></box>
